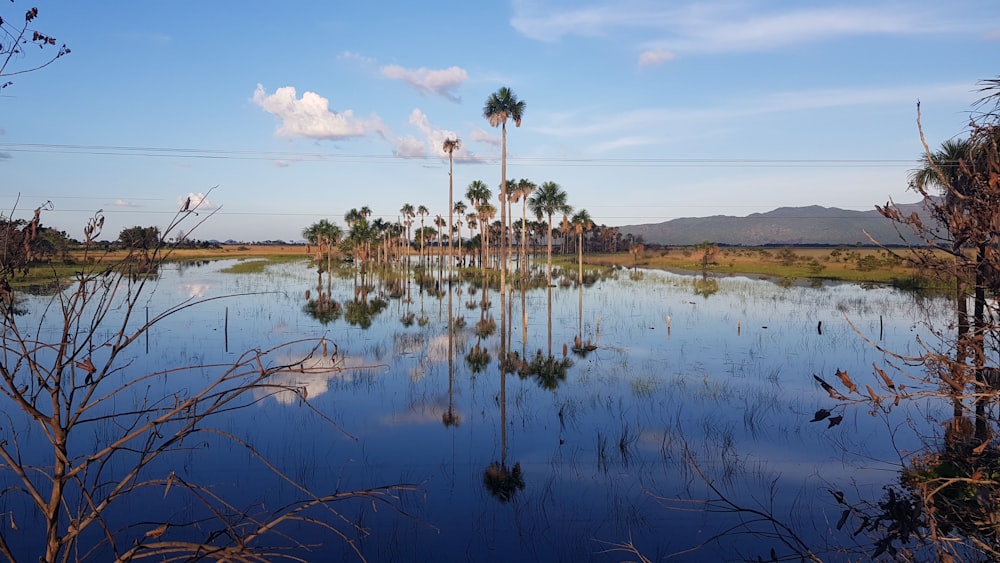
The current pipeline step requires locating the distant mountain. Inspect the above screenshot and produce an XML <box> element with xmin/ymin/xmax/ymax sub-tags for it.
<box><xmin>619</xmin><ymin>201</ymin><xmax>933</xmax><ymax>246</ymax></box>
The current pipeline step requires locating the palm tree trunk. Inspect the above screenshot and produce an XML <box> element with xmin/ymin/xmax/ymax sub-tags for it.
<box><xmin>546</xmin><ymin>213</ymin><xmax>554</xmax><ymax>285</ymax></box>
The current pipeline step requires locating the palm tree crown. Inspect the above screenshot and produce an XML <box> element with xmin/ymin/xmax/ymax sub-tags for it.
<box><xmin>483</xmin><ymin>87</ymin><xmax>525</xmax><ymax>129</ymax></box>
<box><xmin>529</xmin><ymin>181</ymin><xmax>572</xmax><ymax>284</ymax></box>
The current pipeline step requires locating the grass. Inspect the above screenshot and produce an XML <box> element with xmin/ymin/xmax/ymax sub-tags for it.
<box><xmin>18</xmin><ymin>244</ymin><xmax>948</xmax><ymax>290</ymax></box>
<box><xmin>578</xmin><ymin>246</ymin><xmax>943</xmax><ymax>286</ymax></box>
<box><xmin>12</xmin><ymin>245</ymin><xmax>308</xmax><ymax>287</ymax></box>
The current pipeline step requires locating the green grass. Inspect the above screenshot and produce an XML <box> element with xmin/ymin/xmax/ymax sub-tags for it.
<box><xmin>219</xmin><ymin>255</ymin><xmax>306</xmax><ymax>274</ymax></box>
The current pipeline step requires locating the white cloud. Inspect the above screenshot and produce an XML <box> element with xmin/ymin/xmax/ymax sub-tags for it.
<box><xmin>638</xmin><ymin>48</ymin><xmax>675</xmax><ymax>67</ymax></box>
<box><xmin>389</xmin><ymin>109</ymin><xmax>486</xmax><ymax>162</ymax></box>
<box><xmin>469</xmin><ymin>127</ymin><xmax>499</xmax><ymax>147</ymax></box>
<box><xmin>251</xmin><ymin>84</ymin><xmax>384</xmax><ymax>140</ymax></box>
<box><xmin>513</xmin><ymin>1</ymin><xmax>984</xmax><ymax>54</ymax></box>
<box><xmin>380</xmin><ymin>65</ymin><xmax>468</xmax><ymax>102</ymax></box>
<box><xmin>534</xmin><ymin>82</ymin><xmax>976</xmax><ymax>139</ymax></box>
<box><xmin>179</xmin><ymin>192</ymin><xmax>215</xmax><ymax>212</ymax></box>
<box><xmin>392</xmin><ymin>135</ymin><xmax>427</xmax><ymax>158</ymax></box>
<box><xmin>112</xmin><ymin>199</ymin><xmax>138</xmax><ymax>208</ymax></box>
<box><xmin>337</xmin><ymin>50</ymin><xmax>376</xmax><ymax>65</ymax></box>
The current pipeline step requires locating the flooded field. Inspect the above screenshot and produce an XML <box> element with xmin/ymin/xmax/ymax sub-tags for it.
<box><xmin>8</xmin><ymin>258</ymin><xmax>954</xmax><ymax>561</ymax></box>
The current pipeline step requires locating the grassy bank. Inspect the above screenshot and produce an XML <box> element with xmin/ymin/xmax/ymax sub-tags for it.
<box><xmin>15</xmin><ymin>245</ymin><xmax>309</xmax><ymax>288</ymax></box>
<box><xmin>575</xmin><ymin>246</ymin><xmax>938</xmax><ymax>286</ymax></box>
<box><xmin>15</xmin><ymin>244</ymin><xmax>944</xmax><ymax>290</ymax></box>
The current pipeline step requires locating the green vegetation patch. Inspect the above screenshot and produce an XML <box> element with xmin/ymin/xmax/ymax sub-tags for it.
<box><xmin>220</xmin><ymin>255</ymin><xmax>305</xmax><ymax>274</ymax></box>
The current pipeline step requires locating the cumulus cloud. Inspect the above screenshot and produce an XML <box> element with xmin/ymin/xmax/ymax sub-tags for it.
<box><xmin>638</xmin><ymin>48</ymin><xmax>675</xmax><ymax>67</ymax></box>
<box><xmin>251</xmin><ymin>84</ymin><xmax>384</xmax><ymax>140</ymax></box>
<box><xmin>391</xmin><ymin>135</ymin><xmax>427</xmax><ymax>158</ymax></box>
<box><xmin>179</xmin><ymin>192</ymin><xmax>216</xmax><ymax>212</ymax></box>
<box><xmin>469</xmin><ymin>127</ymin><xmax>499</xmax><ymax>147</ymax></box>
<box><xmin>112</xmin><ymin>199</ymin><xmax>138</xmax><ymax>208</ymax></box>
<box><xmin>405</xmin><ymin>109</ymin><xmax>485</xmax><ymax>162</ymax></box>
<box><xmin>380</xmin><ymin>65</ymin><xmax>468</xmax><ymax>102</ymax></box>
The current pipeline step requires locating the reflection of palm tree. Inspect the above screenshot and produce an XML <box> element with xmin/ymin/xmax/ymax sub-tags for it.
<box><xmin>693</xmin><ymin>273</ymin><xmax>719</xmax><ymax>298</ymax></box>
<box><xmin>344</xmin><ymin>296</ymin><xmax>388</xmax><ymax>329</ymax></box>
<box><xmin>443</xmin><ymin>286</ymin><xmax>460</xmax><ymax>427</ymax></box>
<box><xmin>483</xmin><ymin>461</ymin><xmax>524</xmax><ymax>503</ymax></box>
<box><xmin>303</xmin><ymin>294</ymin><xmax>342</xmax><ymax>325</ymax></box>
<box><xmin>483</xmin><ymin>349</ymin><xmax>525</xmax><ymax>503</ymax></box>
<box><xmin>465</xmin><ymin>341</ymin><xmax>491</xmax><ymax>374</ymax></box>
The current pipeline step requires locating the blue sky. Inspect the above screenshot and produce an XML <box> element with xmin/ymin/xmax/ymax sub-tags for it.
<box><xmin>1</xmin><ymin>1</ymin><xmax>997</xmax><ymax>242</ymax></box>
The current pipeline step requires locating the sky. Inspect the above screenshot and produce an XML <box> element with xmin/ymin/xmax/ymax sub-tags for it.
<box><xmin>1</xmin><ymin>1</ymin><xmax>998</xmax><ymax>242</ymax></box>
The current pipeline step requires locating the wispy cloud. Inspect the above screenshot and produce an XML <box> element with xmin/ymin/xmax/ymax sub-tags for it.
<box><xmin>586</xmin><ymin>136</ymin><xmax>660</xmax><ymax>154</ymax></box>
<box><xmin>251</xmin><ymin>84</ymin><xmax>385</xmax><ymax>140</ymax></box>
<box><xmin>513</xmin><ymin>1</ymin><xmax>984</xmax><ymax>54</ymax></box>
<box><xmin>469</xmin><ymin>127</ymin><xmax>499</xmax><ymax>147</ymax></box>
<box><xmin>338</xmin><ymin>50</ymin><xmax>376</xmax><ymax>65</ymax></box>
<box><xmin>638</xmin><ymin>48</ymin><xmax>674</xmax><ymax>68</ymax></box>
<box><xmin>535</xmin><ymin>82</ymin><xmax>976</xmax><ymax>139</ymax></box>
<box><xmin>380</xmin><ymin>65</ymin><xmax>468</xmax><ymax>102</ymax></box>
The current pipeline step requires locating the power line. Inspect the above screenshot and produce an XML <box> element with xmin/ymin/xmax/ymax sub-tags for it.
<box><xmin>0</xmin><ymin>142</ymin><xmax>918</xmax><ymax>168</ymax></box>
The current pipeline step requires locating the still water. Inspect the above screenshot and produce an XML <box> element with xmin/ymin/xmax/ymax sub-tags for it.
<box><xmin>9</xmin><ymin>258</ymin><xmax>952</xmax><ymax>561</ymax></box>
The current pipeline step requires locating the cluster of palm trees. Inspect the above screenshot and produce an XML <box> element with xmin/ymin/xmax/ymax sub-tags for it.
<box><xmin>301</xmin><ymin>87</ymin><xmax>636</xmax><ymax>290</ymax></box>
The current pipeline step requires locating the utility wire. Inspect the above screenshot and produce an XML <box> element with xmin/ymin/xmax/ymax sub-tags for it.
<box><xmin>0</xmin><ymin>142</ymin><xmax>916</xmax><ymax>168</ymax></box>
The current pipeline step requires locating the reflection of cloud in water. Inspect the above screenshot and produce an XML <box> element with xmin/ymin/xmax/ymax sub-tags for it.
<box><xmin>405</xmin><ymin>330</ymin><xmax>470</xmax><ymax>382</ymax></box>
<box><xmin>380</xmin><ymin>398</ymin><xmax>456</xmax><ymax>427</ymax></box>
<box><xmin>257</xmin><ymin>352</ymin><xmax>372</xmax><ymax>405</ymax></box>
<box><xmin>179</xmin><ymin>283</ymin><xmax>211</xmax><ymax>298</ymax></box>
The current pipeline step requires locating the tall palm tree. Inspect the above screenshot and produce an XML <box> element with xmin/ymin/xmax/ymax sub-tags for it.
<box><xmin>466</xmin><ymin>180</ymin><xmax>492</xmax><ymax>273</ymax></box>
<box><xmin>454</xmin><ymin>199</ymin><xmax>468</xmax><ymax>265</ymax></box>
<box><xmin>302</xmin><ymin>219</ymin><xmax>343</xmax><ymax>282</ymax></box>
<box><xmin>443</xmin><ymin>138</ymin><xmax>461</xmax><ymax>283</ymax></box>
<box><xmin>400</xmin><ymin>203</ymin><xmax>415</xmax><ymax>254</ymax></box>
<box><xmin>483</xmin><ymin>87</ymin><xmax>526</xmax><ymax>287</ymax></box>
<box><xmin>514</xmin><ymin>179</ymin><xmax>536</xmax><ymax>279</ymax></box>
<box><xmin>571</xmin><ymin>209</ymin><xmax>593</xmax><ymax>286</ymax></box>
<box><xmin>910</xmin><ymin>138</ymin><xmax>981</xmax><ymax>396</ymax></box>
<box><xmin>417</xmin><ymin>205</ymin><xmax>429</xmax><ymax>267</ymax></box>
<box><xmin>479</xmin><ymin>203</ymin><xmax>496</xmax><ymax>275</ymax></box>
<box><xmin>528</xmin><ymin>181</ymin><xmax>572</xmax><ymax>285</ymax></box>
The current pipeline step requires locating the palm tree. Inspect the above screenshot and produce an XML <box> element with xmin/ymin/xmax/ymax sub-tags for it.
<box><xmin>302</xmin><ymin>219</ymin><xmax>343</xmax><ymax>287</ymax></box>
<box><xmin>443</xmin><ymin>138</ymin><xmax>461</xmax><ymax>283</ymax></box>
<box><xmin>417</xmin><ymin>205</ymin><xmax>429</xmax><ymax>267</ymax></box>
<box><xmin>483</xmin><ymin>87</ymin><xmax>526</xmax><ymax>286</ymax></box>
<box><xmin>571</xmin><ymin>209</ymin><xmax>593</xmax><ymax>286</ymax></box>
<box><xmin>479</xmin><ymin>203</ymin><xmax>495</xmax><ymax>274</ymax></box>
<box><xmin>528</xmin><ymin>181</ymin><xmax>572</xmax><ymax>285</ymax></box>
<box><xmin>514</xmin><ymin>178</ymin><xmax>536</xmax><ymax>279</ymax></box>
<box><xmin>434</xmin><ymin>214</ymin><xmax>446</xmax><ymax>280</ymax></box>
<box><xmin>344</xmin><ymin>208</ymin><xmax>362</xmax><ymax>229</ymax></box>
<box><xmin>910</xmin><ymin>138</ymin><xmax>982</xmax><ymax>398</ymax></box>
<box><xmin>466</xmin><ymin>180</ymin><xmax>492</xmax><ymax>273</ymax></box>
<box><xmin>454</xmin><ymin>199</ymin><xmax>468</xmax><ymax>265</ymax></box>
<box><xmin>400</xmin><ymin>203</ymin><xmax>415</xmax><ymax>254</ymax></box>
